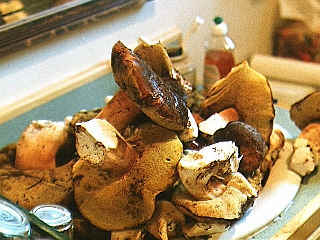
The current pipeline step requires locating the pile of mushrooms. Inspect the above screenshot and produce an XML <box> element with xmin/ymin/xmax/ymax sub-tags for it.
<box><xmin>0</xmin><ymin>41</ymin><xmax>286</xmax><ymax>239</ymax></box>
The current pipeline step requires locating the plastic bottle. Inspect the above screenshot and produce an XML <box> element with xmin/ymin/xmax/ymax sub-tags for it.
<box><xmin>203</xmin><ymin>16</ymin><xmax>236</xmax><ymax>92</ymax></box>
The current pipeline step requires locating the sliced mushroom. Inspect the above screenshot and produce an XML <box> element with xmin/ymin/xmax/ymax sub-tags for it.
<box><xmin>213</xmin><ymin>121</ymin><xmax>268</xmax><ymax>176</ymax></box>
<box><xmin>111</xmin><ymin>41</ymin><xmax>189</xmax><ymax>131</ymax></box>
<box><xmin>172</xmin><ymin>182</ymin><xmax>250</xmax><ymax>220</ymax></box>
<box><xmin>73</xmin><ymin>122</ymin><xmax>183</xmax><ymax>230</ymax></box>
<box><xmin>178</xmin><ymin>141</ymin><xmax>241</xmax><ymax>200</ymax></box>
<box><xmin>201</xmin><ymin>61</ymin><xmax>275</xmax><ymax>145</ymax></box>
<box><xmin>75</xmin><ymin>119</ymin><xmax>137</xmax><ymax>174</ymax></box>
<box><xmin>146</xmin><ymin>201</ymin><xmax>185</xmax><ymax>240</ymax></box>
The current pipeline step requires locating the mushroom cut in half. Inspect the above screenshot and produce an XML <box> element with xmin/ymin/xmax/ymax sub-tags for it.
<box><xmin>201</xmin><ymin>61</ymin><xmax>275</xmax><ymax>145</ymax></box>
<box><xmin>178</xmin><ymin>141</ymin><xmax>242</xmax><ymax>201</ymax></box>
<box><xmin>111</xmin><ymin>41</ymin><xmax>189</xmax><ymax>131</ymax></box>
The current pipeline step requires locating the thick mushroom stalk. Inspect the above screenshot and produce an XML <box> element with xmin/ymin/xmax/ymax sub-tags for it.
<box><xmin>15</xmin><ymin>120</ymin><xmax>71</xmax><ymax>170</ymax></box>
<box><xmin>111</xmin><ymin>41</ymin><xmax>189</xmax><ymax>131</ymax></box>
<box><xmin>73</xmin><ymin>122</ymin><xmax>183</xmax><ymax>230</ymax></box>
<box><xmin>75</xmin><ymin>119</ymin><xmax>136</xmax><ymax>173</ymax></box>
<box><xmin>178</xmin><ymin>141</ymin><xmax>241</xmax><ymax>200</ymax></box>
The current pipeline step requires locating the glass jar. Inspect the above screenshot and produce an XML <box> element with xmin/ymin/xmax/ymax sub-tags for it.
<box><xmin>30</xmin><ymin>204</ymin><xmax>73</xmax><ymax>239</ymax></box>
<box><xmin>0</xmin><ymin>199</ymin><xmax>31</xmax><ymax>239</ymax></box>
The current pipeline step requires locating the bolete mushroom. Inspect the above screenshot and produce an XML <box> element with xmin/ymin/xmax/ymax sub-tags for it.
<box><xmin>175</xmin><ymin>140</ymin><xmax>257</xmax><ymax>221</ymax></box>
<box><xmin>289</xmin><ymin>91</ymin><xmax>320</xmax><ymax>176</ymax></box>
<box><xmin>201</xmin><ymin>61</ymin><xmax>275</xmax><ymax>145</ymax></box>
<box><xmin>73</xmin><ymin>121</ymin><xmax>183</xmax><ymax>230</ymax></box>
<box><xmin>0</xmin><ymin>152</ymin><xmax>74</xmax><ymax>210</ymax></box>
<box><xmin>111</xmin><ymin>41</ymin><xmax>189</xmax><ymax>131</ymax></box>
<box><xmin>0</xmin><ymin>120</ymin><xmax>75</xmax><ymax>210</ymax></box>
<box><xmin>213</xmin><ymin>121</ymin><xmax>268</xmax><ymax>177</ymax></box>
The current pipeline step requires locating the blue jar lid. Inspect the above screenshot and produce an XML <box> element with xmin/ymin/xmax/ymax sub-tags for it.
<box><xmin>0</xmin><ymin>199</ymin><xmax>31</xmax><ymax>238</ymax></box>
<box><xmin>31</xmin><ymin>204</ymin><xmax>72</xmax><ymax>232</ymax></box>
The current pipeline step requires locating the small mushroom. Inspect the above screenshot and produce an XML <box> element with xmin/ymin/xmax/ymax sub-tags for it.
<box><xmin>201</xmin><ymin>61</ymin><xmax>275</xmax><ymax>145</ymax></box>
<box><xmin>213</xmin><ymin>121</ymin><xmax>268</xmax><ymax>176</ymax></box>
<box><xmin>73</xmin><ymin>122</ymin><xmax>183</xmax><ymax>230</ymax></box>
<box><xmin>111</xmin><ymin>41</ymin><xmax>189</xmax><ymax>131</ymax></box>
<box><xmin>146</xmin><ymin>201</ymin><xmax>185</xmax><ymax>240</ymax></box>
<box><xmin>178</xmin><ymin>141</ymin><xmax>241</xmax><ymax>200</ymax></box>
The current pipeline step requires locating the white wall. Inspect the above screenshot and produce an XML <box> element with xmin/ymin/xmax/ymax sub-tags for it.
<box><xmin>0</xmin><ymin>0</ymin><xmax>279</xmax><ymax>112</ymax></box>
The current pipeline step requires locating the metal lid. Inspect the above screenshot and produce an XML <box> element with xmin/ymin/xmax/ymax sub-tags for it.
<box><xmin>0</xmin><ymin>199</ymin><xmax>31</xmax><ymax>238</ymax></box>
<box><xmin>31</xmin><ymin>204</ymin><xmax>72</xmax><ymax>232</ymax></box>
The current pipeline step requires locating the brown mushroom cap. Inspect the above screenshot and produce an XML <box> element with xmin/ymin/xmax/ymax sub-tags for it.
<box><xmin>0</xmin><ymin>159</ymin><xmax>74</xmax><ymax>210</ymax></box>
<box><xmin>201</xmin><ymin>61</ymin><xmax>275</xmax><ymax>145</ymax></box>
<box><xmin>111</xmin><ymin>41</ymin><xmax>189</xmax><ymax>131</ymax></box>
<box><xmin>290</xmin><ymin>91</ymin><xmax>320</xmax><ymax>129</ymax></box>
<box><xmin>213</xmin><ymin>121</ymin><xmax>268</xmax><ymax>176</ymax></box>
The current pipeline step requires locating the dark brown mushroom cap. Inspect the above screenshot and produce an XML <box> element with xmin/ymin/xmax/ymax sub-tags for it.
<box><xmin>290</xmin><ymin>91</ymin><xmax>320</xmax><ymax>129</ymax></box>
<box><xmin>111</xmin><ymin>41</ymin><xmax>189</xmax><ymax>131</ymax></box>
<box><xmin>213</xmin><ymin>121</ymin><xmax>267</xmax><ymax>176</ymax></box>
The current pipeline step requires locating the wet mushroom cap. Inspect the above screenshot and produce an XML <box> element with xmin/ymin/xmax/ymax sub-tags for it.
<box><xmin>111</xmin><ymin>41</ymin><xmax>189</xmax><ymax>131</ymax></box>
<box><xmin>213</xmin><ymin>121</ymin><xmax>267</xmax><ymax>176</ymax></box>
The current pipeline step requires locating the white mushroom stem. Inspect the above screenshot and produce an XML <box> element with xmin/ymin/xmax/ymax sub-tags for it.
<box><xmin>75</xmin><ymin>119</ymin><xmax>136</xmax><ymax>172</ymax></box>
<box><xmin>179</xmin><ymin>109</ymin><xmax>198</xmax><ymax>142</ymax></box>
<box><xmin>199</xmin><ymin>113</ymin><xmax>228</xmax><ymax>135</ymax></box>
<box><xmin>178</xmin><ymin>141</ymin><xmax>241</xmax><ymax>200</ymax></box>
<box><xmin>290</xmin><ymin>138</ymin><xmax>316</xmax><ymax>176</ymax></box>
